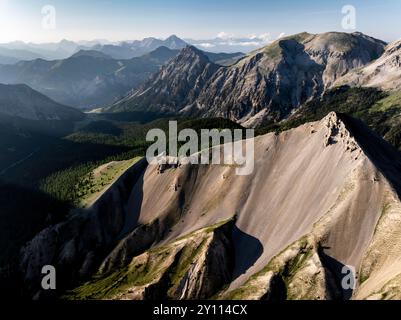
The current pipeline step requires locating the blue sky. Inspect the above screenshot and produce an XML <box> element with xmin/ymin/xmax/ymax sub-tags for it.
<box><xmin>0</xmin><ymin>0</ymin><xmax>400</xmax><ymax>43</ymax></box>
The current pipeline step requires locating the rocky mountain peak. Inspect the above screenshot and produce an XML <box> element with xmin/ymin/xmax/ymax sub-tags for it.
<box><xmin>176</xmin><ymin>45</ymin><xmax>210</xmax><ymax>62</ymax></box>
<box><xmin>71</xmin><ymin>49</ymin><xmax>111</xmax><ymax>59</ymax></box>
<box><xmin>163</xmin><ymin>35</ymin><xmax>188</xmax><ymax>49</ymax></box>
<box><xmin>321</xmin><ymin>112</ymin><xmax>359</xmax><ymax>151</ymax></box>
<box><xmin>106</xmin><ymin>45</ymin><xmax>220</xmax><ymax>113</ymax></box>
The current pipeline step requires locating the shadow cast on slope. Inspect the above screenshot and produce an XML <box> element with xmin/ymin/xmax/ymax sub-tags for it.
<box><xmin>231</xmin><ymin>225</ymin><xmax>264</xmax><ymax>280</ymax></box>
<box><xmin>319</xmin><ymin>246</ymin><xmax>353</xmax><ymax>300</ymax></box>
<box><xmin>0</xmin><ymin>180</ymin><xmax>71</xmax><ymax>298</ymax></box>
<box><xmin>117</xmin><ymin>163</ymin><xmax>146</xmax><ymax>237</ymax></box>
<box><xmin>339</xmin><ymin>113</ymin><xmax>401</xmax><ymax>198</ymax></box>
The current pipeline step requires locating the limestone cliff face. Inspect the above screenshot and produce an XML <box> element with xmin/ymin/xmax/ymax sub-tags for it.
<box><xmin>336</xmin><ymin>39</ymin><xmax>401</xmax><ymax>91</ymax></box>
<box><xmin>20</xmin><ymin>112</ymin><xmax>401</xmax><ymax>300</ymax></box>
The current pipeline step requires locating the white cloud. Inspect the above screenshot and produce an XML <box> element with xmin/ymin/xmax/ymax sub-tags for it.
<box><xmin>215</xmin><ymin>32</ymin><xmax>274</xmax><ymax>45</ymax></box>
<box><xmin>217</xmin><ymin>40</ymin><xmax>261</xmax><ymax>47</ymax></box>
<box><xmin>216</xmin><ymin>31</ymin><xmax>233</xmax><ymax>39</ymax></box>
<box><xmin>188</xmin><ymin>31</ymin><xmax>286</xmax><ymax>52</ymax></box>
<box><xmin>250</xmin><ymin>33</ymin><xmax>271</xmax><ymax>42</ymax></box>
<box><xmin>198</xmin><ymin>42</ymin><xmax>216</xmax><ymax>48</ymax></box>
<box><xmin>235</xmin><ymin>41</ymin><xmax>261</xmax><ymax>47</ymax></box>
<box><xmin>277</xmin><ymin>32</ymin><xmax>286</xmax><ymax>39</ymax></box>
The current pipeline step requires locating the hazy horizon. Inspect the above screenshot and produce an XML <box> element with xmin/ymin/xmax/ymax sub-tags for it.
<box><xmin>0</xmin><ymin>30</ymin><xmax>386</xmax><ymax>45</ymax></box>
<box><xmin>1</xmin><ymin>0</ymin><xmax>401</xmax><ymax>44</ymax></box>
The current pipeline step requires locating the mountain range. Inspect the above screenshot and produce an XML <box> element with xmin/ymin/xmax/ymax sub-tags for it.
<box><xmin>0</xmin><ymin>34</ymin><xmax>265</xmax><ymax>64</ymax></box>
<box><xmin>0</xmin><ymin>39</ymin><xmax>81</xmax><ymax>62</ymax></box>
<box><xmin>0</xmin><ymin>47</ymin><xmax>180</xmax><ymax>109</ymax></box>
<box><xmin>106</xmin><ymin>32</ymin><xmax>387</xmax><ymax>127</ymax></box>
<box><xmin>0</xmin><ymin>42</ymin><xmax>244</xmax><ymax>110</ymax></box>
<box><xmin>91</xmin><ymin>35</ymin><xmax>188</xmax><ymax>59</ymax></box>
<box><xmin>0</xmin><ymin>35</ymin><xmax>188</xmax><ymax>63</ymax></box>
<box><xmin>185</xmin><ymin>33</ymin><xmax>276</xmax><ymax>53</ymax></box>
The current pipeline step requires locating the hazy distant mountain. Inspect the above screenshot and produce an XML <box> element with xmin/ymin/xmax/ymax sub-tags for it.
<box><xmin>0</xmin><ymin>84</ymin><xmax>84</xmax><ymax>121</ymax></box>
<box><xmin>0</xmin><ymin>54</ymin><xmax>19</xmax><ymax>65</ymax></box>
<box><xmin>90</xmin><ymin>44</ymin><xmax>136</xmax><ymax>60</ymax></box>
<box><xmin>0</xmin><ymin>39</ymin><xmax>80</xmax><ymax>61</ymax></box>
<box><xmin>0</xmin><ymin>35</ymin><xmax>243</xmax><ymax>63</ymax></box>
<box><xmin>336</xmin><ymin>38</ymin><xmax>401</xmax><ymax>91</ymax></box>
<box><xmin>0</xmin><ymin>47</ymin><xmax>179</xmax><ymax>109</ymax></box>
<box><xmin>92</xmin><ymin>35</ymin><xmax>187</xmax><ymax>59</ymax></box>
<box><xmin>0</xmin><ymin>37</ymin><xmax>184</xmax><ymax>62</ymax></box>
<box><xmin>70</xmin><ymin>50</ymin><xmax>112</xmax><ymax>59</ymax></box>
<box><xmin>0</xmin><ymin>47</ymin><xmax>44</xmax><ymax>63</ymax></box>
<box><xmin>76</xmin><ymin>39</ymin><xmax>114</xmax><ymax>47</ymax></box>
<box><xmin>108</xmin><ymin>32</ymin><xmax>386</xmax><ymax>127</ymax></box>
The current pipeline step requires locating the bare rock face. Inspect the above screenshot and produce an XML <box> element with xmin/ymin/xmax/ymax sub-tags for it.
<box><xmin>20</xmin><ymin>112</ymin><xmax>401</xmax><ymax>300</ymax></box>
<box><xmin>303</xmin><ymin>32</ymin><xmax>385</xmax><ymax>88</ymax></box>
<box><xmin>336</xmin><ymin>39</ymin><xmax>401</xmax><ymax>91</ymax></box>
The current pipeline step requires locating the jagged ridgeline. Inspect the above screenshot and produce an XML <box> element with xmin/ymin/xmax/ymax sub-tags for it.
<box><xmin>20</xmin><ymin>113</ymin><xmax>401</xmax><ymax>300</ymax></box>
